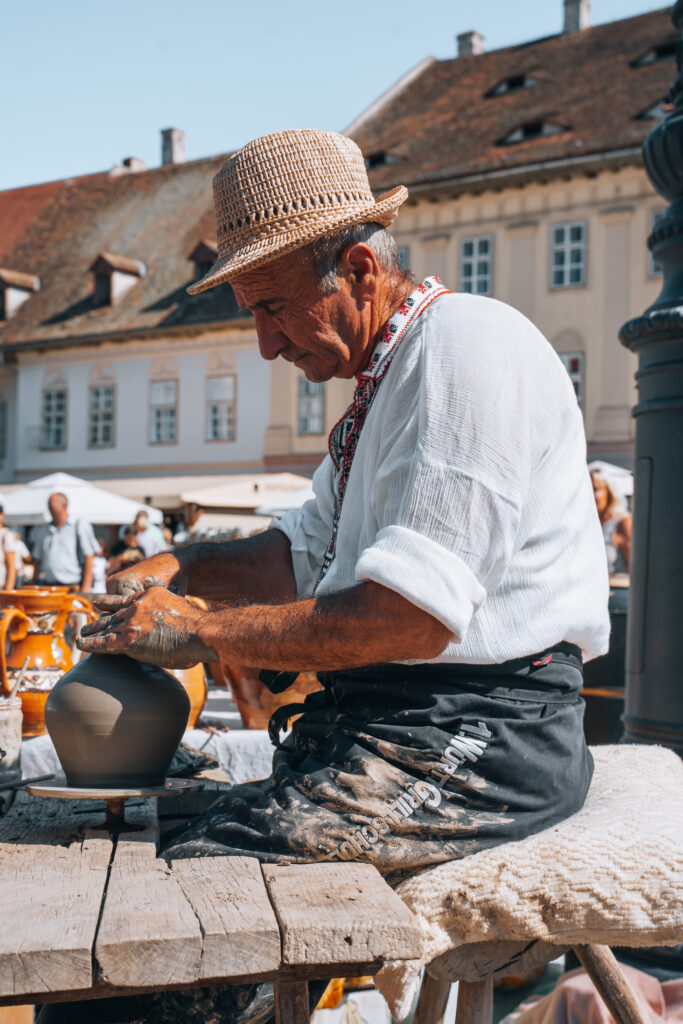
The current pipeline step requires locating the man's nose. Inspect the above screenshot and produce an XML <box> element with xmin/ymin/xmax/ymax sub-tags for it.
<box><xmin>254</xmin><ymin>310</ymin><xmax>289</xmax><ymax>361</ymax></box>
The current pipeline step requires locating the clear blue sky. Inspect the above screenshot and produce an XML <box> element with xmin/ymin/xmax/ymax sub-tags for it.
<box><xmin>0</xmin><ymin>0</ymin><xmax>669</xmax><ymax>191</ymax></box>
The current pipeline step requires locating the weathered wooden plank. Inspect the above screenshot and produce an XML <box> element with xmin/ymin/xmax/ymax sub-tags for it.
<box><xmin>171</xmin><ymin>856</ymin><xmax>281</xmax><ymax>979</ymax></box>
<box><xmin>95</xmin><ymin>826</ymin><xmax>202</xmax><ymax>989</ymax></box>
<box><xmin>274</xmin><ymin>978</ymin><xmax>310</xmax><ymax>1024</ymax></box>
<box><xmin>0</xmin><ymin>797</ymin><xmax>112</xmax><ymax>999</ymax></box>
<box><xmin>261</xmin><ymin>862</ymin><xmax>423</xmax><ymax>966</ymax></box>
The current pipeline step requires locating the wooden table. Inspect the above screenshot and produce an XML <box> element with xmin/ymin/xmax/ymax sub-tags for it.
<box><xmin>0</xmin><ymin>791</ymin><xmax>423</xmax><ymax>1024</ymax></box>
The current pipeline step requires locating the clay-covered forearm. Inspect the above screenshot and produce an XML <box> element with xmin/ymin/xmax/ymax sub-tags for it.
<box><xmin>107</xmin><ymin>528</ymin><xmax>297</xmax><ymax>604</ymax></box>
<box><xmin>177</xmin><ymin>529</ymin><xmax>296</xmax><ymax>603</ymax></box>
<box><xmin>196</xmin><ymin>580</ymin><xmax>451</xmax><ymax>671</ymax></box>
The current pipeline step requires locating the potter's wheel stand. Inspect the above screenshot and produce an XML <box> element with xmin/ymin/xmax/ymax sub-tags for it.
<box><xmin>26</xmin><ymin>778</ymin><xmax>203</xmax><ymax>831</ymax></box>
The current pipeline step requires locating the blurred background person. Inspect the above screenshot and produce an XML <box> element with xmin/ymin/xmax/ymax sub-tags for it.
<box><xmin>590</xmin><ymin>468</ymin><xmax>632</xmax><ymax>574</ymax></box>
<box><xmin>107</xmin><ymin>526</ymin><xmax>146</xmax><ymax>576</ymax></box>
<box><xmin>133</xmin><ymin>509</ymin><xmax>165</xmax><ymax>557</ymax></box>
<box><xmin>13</xmin><ymin>530</ymin><xmax>32</xmax><ymax>585</ymax></box>
<box><xmin>31</xmin><ymin>492</ymin><xmax>99</xmax><ymax>592</ymax></box>
<box><xmin>0</xmin><ymin>505</ymin><xmax>17</xmax><ymax>591</ymax></box>
<box><xmin>91</xmin><ymin>539</ymin><xmax>108</xmax><ymax>594</ymax></box>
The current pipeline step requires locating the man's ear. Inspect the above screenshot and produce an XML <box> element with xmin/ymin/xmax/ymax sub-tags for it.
<box><xmin>339</xmin><ymin>242</ymin><xmax>380</xmax><ymax>301</ymax></box>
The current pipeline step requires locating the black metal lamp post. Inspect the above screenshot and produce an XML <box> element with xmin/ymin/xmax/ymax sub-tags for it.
<box><xmin>620</xmin><ymin>0</ymin><xmax>683</xmax><ymax>756</ymax></box>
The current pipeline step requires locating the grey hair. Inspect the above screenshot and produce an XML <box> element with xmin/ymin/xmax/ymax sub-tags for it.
<box><xmin>304</xmin><ymin>222</ymin><xmax>411</xmax><ymax>295</ymax></box>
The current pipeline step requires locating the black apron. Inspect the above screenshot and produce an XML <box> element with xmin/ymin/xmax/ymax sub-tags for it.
<box><xmin>163</xmin><ymin>643</ymin><xmax>593</xmax><ymax>876</ymax></box>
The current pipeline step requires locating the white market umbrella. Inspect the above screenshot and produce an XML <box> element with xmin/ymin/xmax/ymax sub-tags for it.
<box><xmin>181</xmin><ymin>473</ymin><xmax>313</xmax><ymax>511</ymax></box>
<box><xmin>2</xmin><ymin>472</ymin><xmax>163</xmax><ymax>527</ymax></box>
<box><xmin>255</xmin><ymin>486</ymin><xmax>316</xmax><ymax>517</ymax></box>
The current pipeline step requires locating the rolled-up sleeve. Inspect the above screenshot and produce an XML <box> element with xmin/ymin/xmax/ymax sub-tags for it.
<box><xmin>271</xmin><ymin>457</ymin><xmax>336</xmax><ymax>598</ymax></box>
<box><xmin>355</xmin><ymin>314</ymin><xmax>534</xmax><ymax>643</ymax></box>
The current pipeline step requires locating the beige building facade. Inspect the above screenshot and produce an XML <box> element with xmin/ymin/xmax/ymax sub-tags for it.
<box><xmin>264</xmin><ymin>165</ymin><xmax>664</xmax><ymax>473</ymax></box>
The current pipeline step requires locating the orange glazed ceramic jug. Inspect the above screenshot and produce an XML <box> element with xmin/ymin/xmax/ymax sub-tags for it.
<box><xmin>0</xmin><ymin>589</ymin><xmax>96</xmax><ymax>737</ymax></box>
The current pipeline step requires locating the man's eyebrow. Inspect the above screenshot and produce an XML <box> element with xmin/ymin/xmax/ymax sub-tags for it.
<box><xmin>238</xmin><ymin>298</ymin><xmax>281</xmax><ymax>312</ymax></box>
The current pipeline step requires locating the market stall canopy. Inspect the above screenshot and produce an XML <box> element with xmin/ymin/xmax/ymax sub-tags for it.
<box><xmin>89</xmin><ymin>474</ymin><xmax>250</xmax><ymax>511</ymax></box>
<box><xmin>2</xmin><ymin>472</ymin><xmax>163</xmax><ymax>526</ymax></box>
<box><xmin>188</xmin><ymin>513</ymin><xmax>268</xmax><ymax>538</ymax></box>
<box><xmin>181</xmin><ymin>473</ymin><xmax>312</xmax><ymax>512</ymax></box>
<box><xmin>255</xmin><ymin>486</ymin><xmax>316</xmax><ymax>517</ymax></box>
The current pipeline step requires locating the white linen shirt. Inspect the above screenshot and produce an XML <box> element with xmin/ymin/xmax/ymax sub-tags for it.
<box><xmin>274</xmin><ymin>292</ymin><xmax>610</xmax><ymax>664</ymax></box>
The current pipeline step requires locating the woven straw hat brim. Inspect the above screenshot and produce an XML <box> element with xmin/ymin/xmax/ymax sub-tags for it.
<box><xmin>187</xmin><ymin>185</ymin><xmax>408</xmax><ymax>295</ymax></box>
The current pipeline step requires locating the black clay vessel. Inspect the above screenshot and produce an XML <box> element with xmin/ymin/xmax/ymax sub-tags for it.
<box><xmin>45</xmin><ymin>653</ymin><xmax>190</xmax><ymax>787</ymax></box>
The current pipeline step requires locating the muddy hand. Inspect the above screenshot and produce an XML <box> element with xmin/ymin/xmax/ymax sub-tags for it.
<box><xmin>106</xmin><ymin>552</ymin><xmax>188</xmax><ymax>599</ymax></box>
<box><xmin>76</xmin><ymin>587</ymin><xmax>218</xmax><ymax>669</ymax></box>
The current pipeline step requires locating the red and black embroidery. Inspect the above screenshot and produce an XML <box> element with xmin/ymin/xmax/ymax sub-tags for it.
<box><xmin>317</xmin><ymin>276</ymin><xmax>450</xmax><ymax>586</ymax></box>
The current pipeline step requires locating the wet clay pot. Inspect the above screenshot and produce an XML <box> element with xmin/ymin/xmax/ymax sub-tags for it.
<box><xmin>45</xmin><ymin>653</ymin><xmax>190</xmax><ymax>788</ymax></box>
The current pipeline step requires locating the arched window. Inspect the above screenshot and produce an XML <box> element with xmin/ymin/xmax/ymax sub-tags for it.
<box><xmin>88</xmin><ymin>366</ymin><xmax>116</xmax><ymax>448</ymax></box>
<box><xmin>298</xmin><ymin>377</ymin><xmax>325</xmax><ymax>435</ymax></box>
<box><xmin>41</xmin><ymin>371</ymin><xmax>68</xmax><ymax>450</ymax></box>
<box><xmin>554</xmin><ymin>332</ymin><xmax>585</xmax><ymax>411</ymax></box>
<box><xmin>149</xmin><ymin>359</ymin><xmax>178</xmax><ymax>445</ymax></box>
<box><xmin>205</xmin><ymin>354</ymin><xmax>237</xmax><ymax>442</ymax></box>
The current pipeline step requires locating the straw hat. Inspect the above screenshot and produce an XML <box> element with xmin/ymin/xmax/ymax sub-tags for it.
<box><xmin>187</xmin><ymin>129</ymin><xmax>408</xmax><ymax>294</ymax></box>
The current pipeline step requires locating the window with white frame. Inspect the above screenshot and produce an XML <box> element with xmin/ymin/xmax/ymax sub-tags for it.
<box><xmin>149</xmin><ymin>380</ymin><xmax>177</xmax><ymax>444</ymax></box>
<box><xmin>550</xmin><ymin>221</ymin><xmax>587</xmax><ymax>288</ymax></box>
<box><xmin>41</xmin><ymin>388</ymin><xmax>67</xmax><ymax>449</ymax></box>
<box><xmin>298</xmin><ymin>378</ymin><xmax>325</xmax><ymax>435</ymax></box>
<box><xmin>206</xmin><ymin>375</ymin><xmax>236</xmax><ymax>442</ymax></box>
<box><xmin>460</xmin><ymin>235</ymin><xmax>493</xmax><ymax>295</ymax></box>
<box><xmin>649</xmin><ymin>210</ymin><xmax>666</xmax><ymax>276</ymax></box>
<box><xmin>88</xmin><ymin>385</ymin><xmax>115</xmax><ymax>448</ymax></box>
<box><xmin>559</xmin><ymin>352</ymin><xmax>585</xmax><ymax>410</ymax></box>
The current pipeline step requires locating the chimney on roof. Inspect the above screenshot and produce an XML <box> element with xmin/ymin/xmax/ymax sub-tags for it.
<box><xmin>563</xmin><ymin>0</ymin><xmax>590</xmax><ymax>33</ymax></box>
<box><xmin>457</xmin><ymin>30</ymin><xmax>485</xmax><ymax>57</ymax></box>
<box><xmin>161</xmin><ymin>127</ymin><xmax>186</xmax><ymax>166</ymax></box>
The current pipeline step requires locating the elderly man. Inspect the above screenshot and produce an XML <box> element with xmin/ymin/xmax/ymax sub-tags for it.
<box><xmin>32</xmin><ymin>492</ymin><xmax>98</xmax><ymax>592</ymax></box>
<box><xmin>69</xmin><ymin>128</ymin><xmax>608</xmax><ymax>1022</ymax></box>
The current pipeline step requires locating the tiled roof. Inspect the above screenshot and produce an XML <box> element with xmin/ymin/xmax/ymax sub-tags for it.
<box><xmin>0</xmin><ymin>156</ymin><xmax>248</xmax><ymax>350</ymax></box>
<box><xmin>350</xmin><ymin>9</ymin><xmax>676</xmax><ymax>194</ymax></box>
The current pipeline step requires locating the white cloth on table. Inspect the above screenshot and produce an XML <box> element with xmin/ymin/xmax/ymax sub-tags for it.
<box><xmin>274</xmin><ymin>291</ymin><xmax>609</xmax><ymax>665</ymax></box>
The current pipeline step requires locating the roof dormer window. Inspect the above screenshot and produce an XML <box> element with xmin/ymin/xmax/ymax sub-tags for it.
<box><xmin>189</xmin><ymin>240</ymin><xmax>217</xmax><ymax>282</ymax></box>
<box><xmin>364</xmin><ymin>151</ymin><xmax>400</xmax><ymax>169</ymax></box>
<box><xmin>90</xmin><ymin>252</ymin><xmax>146</xmax><ymax>308</ymax></box>
<box><xmin>497</xmin><ymin>120</ymin><xmax>567</xmax><ymax>146</ymax></box>
<box><xmin>0</xmin><ymin>268</ymin><xmax>40</xmax><ymax>321</ymax></box>
<box><xmin>631</xmin><ymin>41</ymin><xmax>677</xmax><ymax>67</ymax></box>
<box><xmin>486</xmin><ymin>74</ymin><xmax>539</xmax><ymax>97</ymax></box>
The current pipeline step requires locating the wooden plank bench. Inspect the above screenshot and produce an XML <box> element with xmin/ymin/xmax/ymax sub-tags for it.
<box><xmin>0</xmin><ymin>793</ymin><xmax>423</xmax><ymax>1023</ymax></box>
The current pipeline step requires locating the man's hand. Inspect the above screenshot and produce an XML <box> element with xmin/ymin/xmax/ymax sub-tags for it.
<box><xmin>106</xmin><ymin>552</ymin><xmax>188</xmax><ymax>599</ymax></box>
<box><xmin>76</xmin><ymin>588</ymin><xmax>218</xmax><ymax>669</ymax></box>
